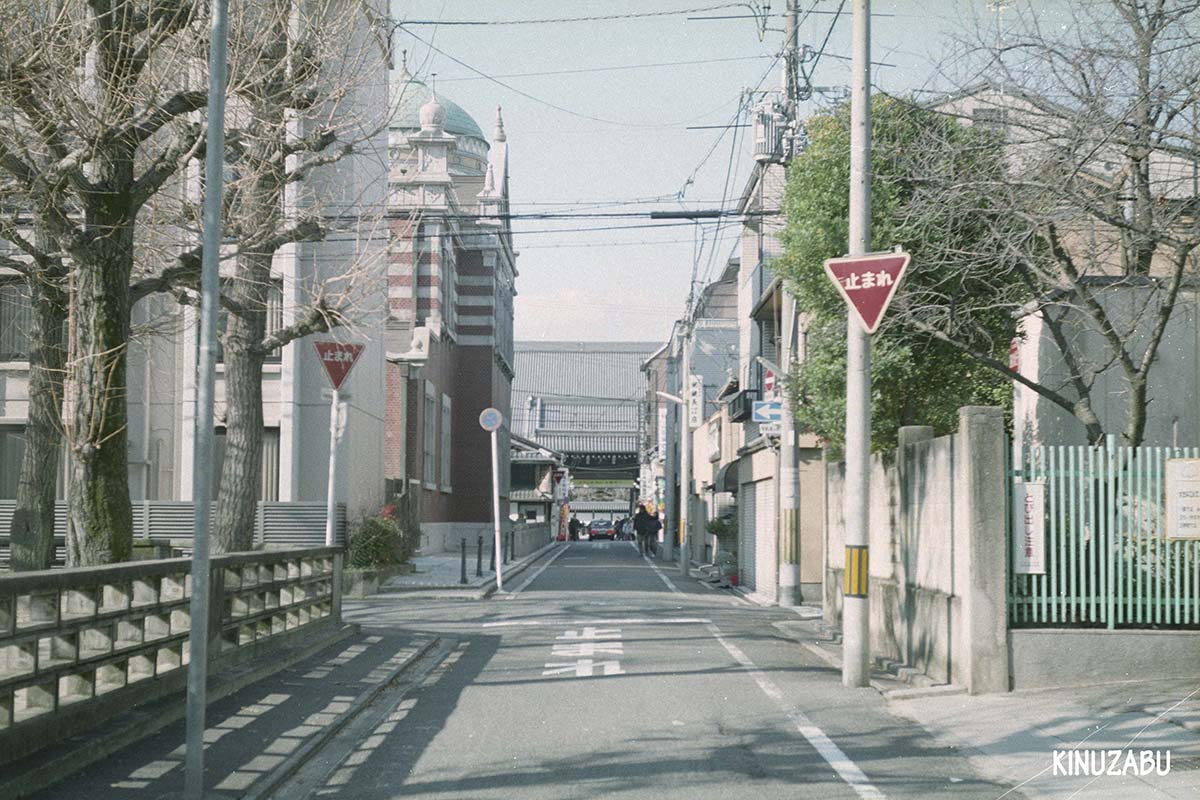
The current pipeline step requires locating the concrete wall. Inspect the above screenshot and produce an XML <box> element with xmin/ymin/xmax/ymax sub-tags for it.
<box><xmin>824</xmin><ymin>407</ymin><xmax>1009</xmax><ymax>693</ymax></box>
<box><xmin>419</xmin><ymin>520</ymin><xmax>549</xmax><ymax>558</ymax></box>
<box><xmin>1010</xmin><ymin>629</ymin><xmax>1200</xmax><ymax>689</ymax></box>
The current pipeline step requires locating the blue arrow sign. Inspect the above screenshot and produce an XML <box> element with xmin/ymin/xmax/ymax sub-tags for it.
<box><xmin>752</xmin><ymin>400</ymin><xmax>782</xmax><ymax>423</ymax></box>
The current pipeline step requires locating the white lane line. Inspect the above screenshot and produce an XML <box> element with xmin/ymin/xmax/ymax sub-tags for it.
<box><xmin>705</xmin><ymin>622</ymin><xmax>885</xmax><ymax>800</ymax></box>
<box><xmin>503</xmin><ymin>544</ymin><xmax>570</xmax><ymax>596</ymax></box>
<box><xmin>482</xmin><ymin>617</ymin><xmax>710</xmax><ymax>627</ymax></box>
<box><xmin>642</xmin><ymin>550</ymin><xmax>683</xmax><ymax>594</ymax></box>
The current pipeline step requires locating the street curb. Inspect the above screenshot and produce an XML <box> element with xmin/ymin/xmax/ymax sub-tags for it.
<box><xmin>372</xmin><ymin>541</ymin><xmax>561</xmax><ymax>600</ymax></box>
<box><xmin>882</xmin><ymin>684</ymin><xmax>968</xmax><ymax>701</ymax></box>
<box><xmin>479</xmin><ymin>541</ymin><xmax>563</xmax><ymax>599</ymax></box>
<box><xmin>242</xmin><ymin>636</ymin><xmax>442</xmax><ymax>800</ymax></box>
<box><xmin>1</xmin><ymin>621</ymin><xmax>359</xmax><ymax>800</ymax></box>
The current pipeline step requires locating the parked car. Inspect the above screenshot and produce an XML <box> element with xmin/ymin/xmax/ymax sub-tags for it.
<box><xmin>587</xmin><ymin>519</ymin><xmax>616</xmax><ymax>540</ymax></box>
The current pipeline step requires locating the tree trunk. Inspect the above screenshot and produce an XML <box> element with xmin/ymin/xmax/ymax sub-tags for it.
<box><xmin>212</xmin><ymin>300</ymin><xmax>268</xmax><ymax>553</ymax></box>
<box><xmin>1123</xmin><ymin>377</ymin><xmax>1147</xmax><ymax>447</ymax></box>
<box><xmin>9</xmin><ymin>258</ymin><xmax>66</xmax><ymax>570</ymax></box>
<box><xmin>65</xmin><ymin>223</ymin><xmax>134</xmax><ymax>566</ymax></box>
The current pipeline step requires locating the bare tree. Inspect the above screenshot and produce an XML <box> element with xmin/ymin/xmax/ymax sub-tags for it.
<box><xmin>894</xmin><ymin>0</ymin><xmax>1200</xmax><ymax>446</ymax></box>
<box><xmin>0</xmin><ymin>1</ymin><xmax>208</xmax><ymax>564</ymax></box>
<box><xmin>210</xmin><ymin>0</ymin><xmax>389</xmax><ymax>552</ymax></box>
<box><xmin>0</xmin><ymin>209</ymin><xmax>66</xmax><ymax>570</ymax></box>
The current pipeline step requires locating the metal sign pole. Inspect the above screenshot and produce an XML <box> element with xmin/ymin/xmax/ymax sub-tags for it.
<box><xmin>184</xmin><ymin>1</ymin><xmax>229</xmax><ymax>796</ymax></box>
<box><xmin>491</xmin><ymin>429</ymin><xmax>503</xmax><ymax>590</ymax></box>
<box><xmin>480</xmin><ymin>407</ymin><xmax>505</xmax><ymax>590</ymax></box>
<box><xmin>843</xmin><ymin>0</ymin><xmax>873</xmax><ymax>689</ymax></box>
<box><xmin>679</xmin><ymin>332</ymin><xmax>692</xmax><ymax>576</ymax></box>
<box><xmin>325</xmin><ymin>387</ymin><xmax>340</xmax><ymax>547</ymax></box>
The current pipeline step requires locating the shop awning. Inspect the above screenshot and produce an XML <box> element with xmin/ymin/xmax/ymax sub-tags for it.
<box><xmin>711</xmin><ymin>461</ymin><xmax>738</xmax><ymax>494</ymax></box>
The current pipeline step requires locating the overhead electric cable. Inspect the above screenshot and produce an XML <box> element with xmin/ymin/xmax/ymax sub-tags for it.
<box><xmin>436</xmin><ymin>54</ymin><xmax>776</xmax><ymax>82</ymax></box>
<box><xmin>398</xmin><ymin>27</ymin><xmax>753</xmax><ymax>129</ymax></box>
<box><xmin>397</xmin><ymin>5</ymin><xmax>746</xmax><ymax>26</ymax></box>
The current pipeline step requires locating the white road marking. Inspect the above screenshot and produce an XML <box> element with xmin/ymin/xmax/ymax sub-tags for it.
<box><xmin>542</xmin><ymin>659</ymin><xmax>625</xmax><ymax>677</ymax></box>
<box><xmin>483</xmin><ymin>617</ymin><xmax>709</xmax><ymax>627</ymax></box>
<box><xmin>502</xmin><ymin>544</ymin><xmax>570</xmax><ymax>597</ymax></box>
<box><xmin>556</xmin><ymin>627</ymin><xmax>621</xmax><ymax>640</ymax></box>
<box><xmin>642</xmin><ymin>550</ymin><xmax>683</xmax><ymax>594</ymax></box>
<box><xmin>706</xmin><ymin>623</ymin><xmax>885</xmax><ymax>800</ymax></box>
<box><xmin>551</xmin><ymin>641</ymin><xmax>624</xmax><ymax>657</ymax></box>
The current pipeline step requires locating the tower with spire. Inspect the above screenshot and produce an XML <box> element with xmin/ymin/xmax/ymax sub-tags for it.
<box><xmin>383</xmin><ymin>57</ymin><xmax>518</xmax><ymax>541</ymax></box>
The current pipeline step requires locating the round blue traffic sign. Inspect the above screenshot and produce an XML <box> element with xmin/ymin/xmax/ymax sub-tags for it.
<box><xmin>479</xmin><ymin>407</ymin><xmax>503</xmax><ymax>432</ymax></box>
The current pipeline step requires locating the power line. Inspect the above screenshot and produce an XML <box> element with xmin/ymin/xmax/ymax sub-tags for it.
<box><xmin>397</xmin><ymin>26</ymin><xmax>753</xmax><ymax>130</ymax></box>
<box><xmin>436</xmin><ymin>54</ymin><xmax>776</xmax><ymax>82</ymax></box>
<box><xmin>397</xmin><ymin>5</ymin><xmax>747</xmax><ymax>27</ymax></box>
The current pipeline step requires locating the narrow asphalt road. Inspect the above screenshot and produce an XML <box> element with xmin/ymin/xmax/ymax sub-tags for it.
<box><xmin>28</xmin><ymin>541</ymin><xmax>1021</xmax><ymax>799</ymax></box>
<box><xmin>279</xmin><ymin>541</ymin><xmax>1018</xmax><ymax>799</ymax></box>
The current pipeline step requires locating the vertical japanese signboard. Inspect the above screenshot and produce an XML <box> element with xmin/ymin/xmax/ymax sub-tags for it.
<box><xmin>1166</xmin><ymin>459</ymin><xmax>1200</xmax><ymax>539</ymax></box>
<box><xmin>687</xmin><ymin>374</ymin><xmax>704</xmax><ymax>429</ymax></box>
<box><xmin>1013</xmin><ymin>481</ymin><xmax>1046</xmax><ymax>574</ymax></box>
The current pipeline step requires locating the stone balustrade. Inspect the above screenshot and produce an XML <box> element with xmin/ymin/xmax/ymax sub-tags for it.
<box><xmin>0</xmin><ymin>547</ymin><xmax>343</xmax><ymax>765</ymax></box>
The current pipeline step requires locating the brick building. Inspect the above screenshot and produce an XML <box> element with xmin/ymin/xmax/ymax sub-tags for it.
<box><xmin>384</xmin><ymin>59</ymin><xmax>517</xmax><ymax>551</ymax></box>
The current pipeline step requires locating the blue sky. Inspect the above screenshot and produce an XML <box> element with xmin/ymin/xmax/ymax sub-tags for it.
<box><xmin>390</xmin><ymin>1</ymin><xmax>1070</xmax><ymax>342</ymax></box>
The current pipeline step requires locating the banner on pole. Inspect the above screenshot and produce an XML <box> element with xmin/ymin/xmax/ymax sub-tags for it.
<box><xmin>1013</xmin><ymin>481</ymin><xmax>1046</xmax><ymax>574</ymax></box>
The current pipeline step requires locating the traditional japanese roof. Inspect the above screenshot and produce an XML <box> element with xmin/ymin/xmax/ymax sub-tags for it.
<box><xmin>512</xmin><ymin>342</ymin><xmax>662</xmax><ymax>401</ymax></box>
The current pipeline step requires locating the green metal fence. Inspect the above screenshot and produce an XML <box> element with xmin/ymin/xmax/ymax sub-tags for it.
<box><xmin>1008</xmin><ymin>438</ymin><xmax>1200</xmax><ymax>628</ymax></box>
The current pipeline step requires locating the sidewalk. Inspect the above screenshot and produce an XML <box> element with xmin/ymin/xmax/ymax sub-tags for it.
<box><xmin>11</xmin><ymin>629</ymin><xmax>440</xmax><ymax>800</ymax></box>
<box><xmin>772</xmin><ymin>613</ymin><xmax>1200</xmax><ymax>799</ymax></box>
<box><xmin>376</xmin><ymin>540</ymin><xmax>561</xmax><ymax>599</ymax></box>
<box><xmin>890</xmin><ymin>678</ymin><xmax>1200</xmax><ymax>800</ymax></box>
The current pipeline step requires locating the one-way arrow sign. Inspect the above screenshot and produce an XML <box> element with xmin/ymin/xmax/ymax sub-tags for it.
<box><xmin>824</xmin><ymin>251</ymin><xmax>910</xmax><ymax>334</ymax></box>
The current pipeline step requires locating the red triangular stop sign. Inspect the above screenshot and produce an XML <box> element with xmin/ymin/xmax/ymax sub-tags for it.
<box><xmin>824</xmin><ymin>252</ymin><xmax>910</xmax><ymax>334</ymax></box>
<box><xmin>313</xmin><ymin>341</ymin><xmax>364</xmax><ymax>390</ymax></box>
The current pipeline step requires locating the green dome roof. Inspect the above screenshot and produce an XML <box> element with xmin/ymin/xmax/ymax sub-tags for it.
<box><xmin>390</xmin><ymin>67</ymin><xmax>485</xmax><ymax>141</ymax></box>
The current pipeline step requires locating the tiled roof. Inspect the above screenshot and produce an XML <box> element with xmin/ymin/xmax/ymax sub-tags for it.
<box><xmin>512</xmin><ymin>341</ymin><xmax>662</xmax><ymax>401</ymax></box>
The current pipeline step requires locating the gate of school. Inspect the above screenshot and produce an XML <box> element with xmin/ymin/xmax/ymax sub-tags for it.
<box><xmin>1008</xmin><ymin>438</ymin><xmax>1200</xmax><ymax>628</ymax></box>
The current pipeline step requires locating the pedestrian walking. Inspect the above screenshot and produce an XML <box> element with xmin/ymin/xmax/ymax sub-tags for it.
<box><xmin>633</xmin><ymin>504</ymin><xmax>656</xmax><ymax>556</ymax></box>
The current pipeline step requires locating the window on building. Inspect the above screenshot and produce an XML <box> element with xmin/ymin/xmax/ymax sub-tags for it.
<box><xmin>972</xmin><ymin>106</ymin><xmax>1008</xmax><ymax>132</ymax></box>
<box><xmin>0</xmin><ymin>425</ymin><xmax>24</xmax><ymax>498</ymax></box>
<box><xmin>209</xmin><ymin>427</ymin><xmax>281</xmax><ymax>502</ymax></box>
<box><xmin>423</xmin><ymin>384</ymin><xmax>437</xmax><ymax>487</ymax></box>
<box><xmin>215</xmin><ymin>282</ymin><xmax>285</xmax><ymax>364</ymax></box>
<box><xmin>0</xmin><ymin>279</ymin><xmax>32</xmax><ymax>361</ymax></box>
<box><xmin>440</xmin><ymin>394</ymin><xmax>452</xmax><ymax>490</ymax></box>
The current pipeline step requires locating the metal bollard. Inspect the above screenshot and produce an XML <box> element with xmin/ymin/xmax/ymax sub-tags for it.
<box><xmin>476</xmin><ymin>535</ymin><xmax>483</xmax><ymax>577</ymax></box>
<box><xmin>460</xmin><ymin>538</ymin><xmax>467</xmax><ymax>584</ymax></box>
<box><xmin>489</xmin><ymin>537</ymin><xmax>495</xmax><ymax>572</ymax></box>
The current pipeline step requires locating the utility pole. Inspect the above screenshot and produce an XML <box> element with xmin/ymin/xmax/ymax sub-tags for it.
<box><xmin>185</xmin><ymin>0</ymin><xmax>229</xmax><ymax>796</ymax></box>
<box><xmin>774</xmin><ymin>0</ymin><xmax>804</xmax><ymax>608</ymax></box>
<box><xmin>679</xmin><ymin>327</ymin><xmax>693</xmax><ymax>577</ymax></box>
<box><xmin>777</xmin><ymin>291</ymin><xmax>801</xmax><ymax>605</ymax></box>
<box><xmin>842</xmin><ymin>0</ymin><xmax>873</xmax><ymax>688</ymax></box>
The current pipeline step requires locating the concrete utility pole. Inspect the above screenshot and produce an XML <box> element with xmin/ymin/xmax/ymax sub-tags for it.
<box><xmin>679</xmin><ymin>329</ymin><xmax>693</xmax><ymax>577</ymax></box>
<box><xmin>777</xmin><ymin>0</ymin><xmax>803</xmax><ymax>607</ymax></box>
<box><xmin>185</xmin><ymin>0</ymin><xmax>229</xmax><ymax>796</ymax></box>
<box><xmin>777</xmin><ymin>292</ymin><xmax>801</xmax><ymax>606</ymax></box>
<box><xmin>843</xmin><ymin>0</ymin><xmax>873</xmax><ymax>688</ymax></box>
